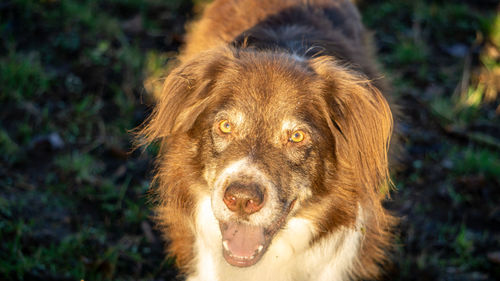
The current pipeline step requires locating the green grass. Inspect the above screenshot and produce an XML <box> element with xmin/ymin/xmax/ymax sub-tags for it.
<box><xmin>0</xmin><ymin>214</ymin><xmax>116</xmax><ymax>280</ymax></box>
<box><xmin>391</xmin><ymin>40</ymin><xmax>428</xmax><ymax>65</ymax></box>
<box><xmin>54</xmin><ymin>152</ymin><xmax>104</xmax><ymax>183</ymax></box>
<box><xmin>489</xmin><ymin>13</ymin><xmax>500</xmax><ymax>47</ymax></box>
<box><xmin>451</xmin><ymin>146</ymin><xmax>500</xmax><ymax>180</ymax></box>
<box><xmin>0</xmin><ymin>129</ymin><xmax>20</xmax><ymax>163</ymax></box>
<box><xmin>0</xmin><ymin>0</ymin><xmax>187</xmax><ymax>279</ymax></box>
<box><xmin>0</xmin><ymin>52</ymin><xmax>51</xmax><ymax>103</ymax></box>
<box><xmin>361</xmin><ymin>1</ymin><xmax>499</xmax><ymax>279</ymax></box>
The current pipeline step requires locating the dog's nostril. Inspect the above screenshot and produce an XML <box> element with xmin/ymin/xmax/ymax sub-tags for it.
<box><xmin>223</xmin><ymin>183</ymin><xmax>265</xmax><ymax>215</ymax></box>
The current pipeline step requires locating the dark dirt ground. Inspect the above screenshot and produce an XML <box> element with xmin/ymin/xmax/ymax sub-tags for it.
<box><xmin>0</xmin><ymin>0</ymin><xmax>499</xmax><ymax>280</ymax></box>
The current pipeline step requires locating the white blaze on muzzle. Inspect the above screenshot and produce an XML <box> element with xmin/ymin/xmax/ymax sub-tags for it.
<box><xmin>211</xmin><ymin>157</ymin><xmax>281</xmax><ymax>227</ymax></box>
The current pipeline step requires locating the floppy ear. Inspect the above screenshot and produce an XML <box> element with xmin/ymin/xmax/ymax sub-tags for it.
<box><xmin>138</xmin><ymin>48</ymin><xmax>232</xmax><ymax>143</ymax></box>
<box><xmin>310</xmin><ymin>57</ymin><xmax>393</xmax><ymax>196</ymax></box>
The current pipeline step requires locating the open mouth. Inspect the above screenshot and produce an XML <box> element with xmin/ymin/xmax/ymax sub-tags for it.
<box><xmin>219</xmin><ymin>199</ymin><xmax>296</xmax><ymax>267</ymax></box>
<box><xmin>220</xmin><ymin>222</ymin><xmax>268</xmax><ymax>267</ymax></box>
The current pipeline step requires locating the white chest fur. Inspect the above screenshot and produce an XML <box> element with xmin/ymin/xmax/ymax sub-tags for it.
<box><xmin>188</xmin><ymin>197</ymin><xmax>362</xmax><ymax>281</ymax></box>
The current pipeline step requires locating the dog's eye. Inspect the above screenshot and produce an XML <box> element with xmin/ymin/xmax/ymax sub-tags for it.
<box><xmin>289</xmin><ymin>130</ymin><xmax>305</xmax><ymax>143</ymax></box>
<box><xmin>219</xmin><ymin>120</ymin><xmax>232</xmax><ymax>134</ymax></box>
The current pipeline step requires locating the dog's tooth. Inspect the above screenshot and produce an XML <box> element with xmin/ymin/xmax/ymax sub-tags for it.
<box><xmin>257</xmin><ymin>245</ymin><xmax>264</xmax><ymax>253</ymax></box>
<box><xmin>229</xmin><ymin>253</ymin><xmax>254</xmax><ymax>260</ymax></box>
<box><xmin>222</xmin><ymin>240</ymin><xmax>229</xmax><ymax>251</ymax></box>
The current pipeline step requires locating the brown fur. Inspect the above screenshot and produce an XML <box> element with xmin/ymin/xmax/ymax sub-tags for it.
<box><xmin>139</xmin><ymin>0</ymin><xmax>396</xmax><ymax>280</ymax></box>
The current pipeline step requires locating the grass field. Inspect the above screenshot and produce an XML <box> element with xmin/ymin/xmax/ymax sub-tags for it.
<box><xmin>1</xmin><ymin>0</ymin><xmax>499</xmax><ymax>280</ymax></box>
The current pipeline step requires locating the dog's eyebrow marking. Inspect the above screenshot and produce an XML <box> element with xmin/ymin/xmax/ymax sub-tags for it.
<box><xmin>233</xmin><ymin>111</ymin><xmax>245</xmax><ymax>126</ymax></box>
<box><xmin>281</xmin><ymin>119</ymin><xmax>299</xmax><ymax>132</ymax></box>
<box><xmin>216</xmin><ymin>110</ymin><xmax>245</xmax><ymax>126</ymax></box>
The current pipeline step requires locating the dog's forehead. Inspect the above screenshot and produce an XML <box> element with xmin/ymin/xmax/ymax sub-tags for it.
<box><xmin>236</xmin><ymin>55</ymin><xmax>311</xmax><ymax>95</ymax></box>
<box><xmin>218</xmin><ymin>57</ymin><xmax>316</xmax><ymax>122</ymax></box>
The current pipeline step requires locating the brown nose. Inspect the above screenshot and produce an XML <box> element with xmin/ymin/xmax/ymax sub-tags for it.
<box><xmin>223</xmin><ymin>182</ymin><xmax>265</xmax><ymax>215</ymax></box>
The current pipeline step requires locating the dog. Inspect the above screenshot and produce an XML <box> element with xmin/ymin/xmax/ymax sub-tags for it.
<box><xmin>139</xmin><ymin>0</ymin><xmax>396</xmax><ymax>280</ymax></box>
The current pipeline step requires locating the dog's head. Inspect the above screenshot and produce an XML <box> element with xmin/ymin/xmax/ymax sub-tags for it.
<box><xmin>140</xmin><ymin>47</ymin><xmax>393</xmax><ymax>268</ymax></box>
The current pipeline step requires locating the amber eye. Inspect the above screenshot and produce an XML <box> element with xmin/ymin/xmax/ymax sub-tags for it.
<box><xmin>290</xmin><ymin>130</ymin><xmax>305</xmax><ymax>143</ymax></box>
<box><xmin>219</xmin><ymin>120</ymin><xmax>232</xmax><ymax>134</ymax></box>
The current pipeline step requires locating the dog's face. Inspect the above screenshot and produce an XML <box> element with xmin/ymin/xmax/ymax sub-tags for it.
<box><xmin>141</xmin><ymin>47</ymin><xmax>392</xmax><ymax>268</ymax></box>
<box><xmin>197</xmin><ymin>57</ymin><xmax>333</xmax><ymax>266</ymax></box>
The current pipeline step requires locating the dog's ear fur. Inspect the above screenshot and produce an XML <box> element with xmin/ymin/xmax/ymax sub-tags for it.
<box><xmin>138</xmin><ymin>48</ymin><xmax>232</xmax><ymax>143</ymax></box>
<box><xmin>310</xmin><ymin>57</ymin><xmax>393</xmax><ymax>197</ymax></box>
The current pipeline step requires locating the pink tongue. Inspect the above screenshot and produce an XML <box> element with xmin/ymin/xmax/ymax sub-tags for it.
<box><xmin>222</xmin><ymin>222</ymin><xmax>265</xmax><ymax>257</ymax></box>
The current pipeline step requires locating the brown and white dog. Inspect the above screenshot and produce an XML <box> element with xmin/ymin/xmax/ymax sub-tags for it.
<box><xmin>139</xmin><ymin>0</ymin><xmax>396</xmax><ymax>280</ymax></box>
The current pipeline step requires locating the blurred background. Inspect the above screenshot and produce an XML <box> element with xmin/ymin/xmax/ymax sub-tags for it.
<box><xmin>0</xmin><ymin>0</ymin><xmax>499</xmax><ymax>280</ymax></box>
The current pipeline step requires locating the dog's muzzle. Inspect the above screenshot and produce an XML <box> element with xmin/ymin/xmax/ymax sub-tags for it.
<box><xmin>211</xmin><ymin>159</ymin><xmax>294</xmax><ymax>267</ymax></box>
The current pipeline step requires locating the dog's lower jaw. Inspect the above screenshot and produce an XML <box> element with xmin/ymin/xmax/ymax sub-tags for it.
<box><xmin>189</xmin><ymin>196</ymin><xmax>364</xmax><ymax>281</ymax></box>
